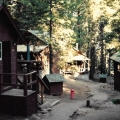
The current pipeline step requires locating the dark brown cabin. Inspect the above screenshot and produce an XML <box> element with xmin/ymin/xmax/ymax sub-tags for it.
<box><xmin>110</xmin><ymin>52</ymin><xmax>120</xmax><ymax>91</ymax></box>
<box><xmin>42</xmin><ymin>74</ymin><xmax>65</xmax><ymax>95</ymax></box>
<box><xmin>0</xmin><ymin>3</ymin><xmax>24</xmax><ymax>86</ymax></box>
<box><xmin>0</xmin><ymin>3</ymin><xmax>38</xmax><ymax>117</ymax></box>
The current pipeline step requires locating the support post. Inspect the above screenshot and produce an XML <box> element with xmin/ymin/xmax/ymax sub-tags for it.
<box><xmin>41</xmin><ymin>85</ymin><xmax>44</xmax><ymax>104</ymax></box>
<box><xmin>24</xmin><ymin>75</ymin><xmax>27</xmax><ymax>96</ymax></box>
<box><xmin>27</xmin><ymin>45</ymin><xmax>30</xmax><ymax>60</ymax></box>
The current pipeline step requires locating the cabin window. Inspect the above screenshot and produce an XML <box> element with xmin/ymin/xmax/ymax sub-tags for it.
<box><xmin>0</xmin><ymin>42</ymin><xmax>2</xmax><ymax>60</ymax></box>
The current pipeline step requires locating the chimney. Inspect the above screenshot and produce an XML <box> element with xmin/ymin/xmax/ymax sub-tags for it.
<box><xmin>76</xmin><ymin>43</ymin><xmax>78</xmax><ymax>50</ymax></box>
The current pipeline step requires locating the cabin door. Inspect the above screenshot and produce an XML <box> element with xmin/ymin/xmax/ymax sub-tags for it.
<box><xmin>2</xmin><ymin>41</ymin><xmax>11</xmax><ymax>83</ymax></box>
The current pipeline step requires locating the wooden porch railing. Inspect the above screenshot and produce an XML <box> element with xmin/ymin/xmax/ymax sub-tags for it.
<box><xmin>37</xmin><ymin>74</ymin><xmax>49</xmax><ymax>104</ymax></box>
<box><xmin>0</xmin><ymin>71</ymin><xmax>37</xmax><ymax>96</ymax></box>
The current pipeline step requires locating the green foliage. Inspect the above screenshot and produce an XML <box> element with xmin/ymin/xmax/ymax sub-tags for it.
<box><xmin>105</xmin><ymin>0</ymin><xmax>120</xmax><ymax>42</ymax></box>
<box><xmin>104</xmin><ymin>32</ymin><xmax>116</xmax><ymax>43</ymax></box>
<box><xmin>57</xmin><ymin>58</ymin><xmax>65</xmax><ymax>69</ymax></box>
<box><xmin>70</xmin><ymin>0</ymin><xmax>89</xmax><ymax>49</ymax></box>
<box><xmin>2</xmin><ymin>0</ymin><xmax>120</xmax><ymax>70</ymax></box>
<box><xmin>6</xmin><ymin>0</ymin><xmax>50</xmax><ymax>30</ymax></box>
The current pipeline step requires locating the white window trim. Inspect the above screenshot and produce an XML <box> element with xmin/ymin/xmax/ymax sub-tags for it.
<box><xmin>0</xmin><ymin>42</ymin><xmax>2</xmax><ymax>60</ymax></box>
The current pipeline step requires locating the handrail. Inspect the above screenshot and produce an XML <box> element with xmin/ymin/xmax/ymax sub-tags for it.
<box><xmin>0</xmin><ymin>81</ymin><xmax>37</xmax><ymax>87</ymax></box>
<box><xmin>0</xmin><ymin>71</ymin><xmax>37</xmax><ymax>76</ymax></box>
<box><xmin>0</xmin><ymin>83</ymin><xmax>21</xmax><ymax>86</ymax></box>
<box><xmin>0</xmin><ymin>71</ymin><xmax>37</xmax><ymax>96</ymax></box>
<box><xmin>27</xmin><ymin>80</ymin><xmax>37</xmax><ymax>86</ymax></box>
<box><xmin>37</xmin><ymin>74</ymin><xmax>49</xmax><ymax>90</ymax></box>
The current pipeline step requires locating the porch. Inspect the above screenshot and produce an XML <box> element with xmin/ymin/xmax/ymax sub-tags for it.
<box><xmin>0</xmin><ymin>71</ymin><xmax>38</xmax><ymax>117</ymax></box>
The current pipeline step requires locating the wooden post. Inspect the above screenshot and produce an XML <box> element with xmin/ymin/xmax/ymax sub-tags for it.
<box><xmin>24</xmin><ymin>75</ymin><xmax>27</xmax><ymax>96</ymax></box>
<box><xmin>36</xmin><ymin>72</ymin><xmax>39</xmax><ymax>94</ymax></box>
<box><xmin>86</xmin><ymin>100</ymin><xmax>90</xmax><ymax>107</ymax></box>
<box><xmin>36</xmin><ymin>62</ymin><xmax>39</xmax><ymax>74</ymax></box>
<box><xmin>27</xmin><ymin>63</ymin><xmax>30</xmax><ymax>83</ymax></box>
<box><xmin>32</xmin><ymin>72</ymin><xmax>35</xmax><ymax>90</ymax></box>
<box><xmin>27</xmin><ymin>44</ymin><xmax>30</xmax><ymax>60</ymax></box>
<box><xmin>36</xmin><ymin>63</ymin><xmax>40</xmax><ymax>94</ymax></box>
<box><xmin>41</xmin><ymin>85</ymin><xmax>44</xmax><ymax>104</ymax></box>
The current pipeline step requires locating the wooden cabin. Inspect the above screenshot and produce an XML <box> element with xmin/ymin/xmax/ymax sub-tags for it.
<box><xmin>0</xmin><ymin>3</ymin><xmax>24</xmax><ymax>90</ymax></box>
<box><xmin>60</xmin><ymin>47</ymin><xmax>90</xmax><ymax>74</ymax></box>
<box><xmin>17</xmin><ymin>30</ymin><xmax>50</xmax><ymax>75</ymax></box>
<box><xmin>110</xmin><ymin>52</ymin><xmax>120</xmax><ymax>91</ymax></box>
<box><xmin>42</xmin><ymin>74</ymin><xmax>65</xmax><ymax>95</ymax></box>
<box><xmin>0</xmin><ymin>3</ymin><xmax>38</xmax><ymax>117</ymax></box>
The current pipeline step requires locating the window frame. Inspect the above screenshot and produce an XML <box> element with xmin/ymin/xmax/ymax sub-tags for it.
<box><xmin>0</xmin><ymin>42</ymin><xmax>2</xmax><ymax>60</ymax></box>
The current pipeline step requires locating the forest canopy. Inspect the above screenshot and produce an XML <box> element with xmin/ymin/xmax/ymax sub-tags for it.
<box><xmin>0</xmin><ymin>0</ymin><xmax>120</xmax><ymax>69</ymax></box>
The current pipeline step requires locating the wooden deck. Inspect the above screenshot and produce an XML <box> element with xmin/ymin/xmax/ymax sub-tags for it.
<box><xmin>0</xmin><ymin>89</ymin><xmax>37</xmax><ymax>117</ymax></box>
<box><xmin>0</xmin><ymin>71</ymin><xmax>38</xmax><ymax>117</ymax></box>
<box><xmin>1</xmin><ymin>89</ymin><xmax>35</xmax><ymax>96</ymax></box>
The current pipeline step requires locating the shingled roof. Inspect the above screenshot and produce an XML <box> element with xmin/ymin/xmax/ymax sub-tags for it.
<box><xmin>43</xmin><ymin>74</ymin><xmax>66</xmax><ymax>83</ymax></box>
<box><xmin>110</xmin><ymin>51</ymin><xmax>120</xmax><ymax>63</ymax></box>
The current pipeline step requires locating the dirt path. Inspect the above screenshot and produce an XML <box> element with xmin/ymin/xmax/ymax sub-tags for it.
<box><xmin>40</xmin><ymin>74</ymin><xmax>120</xmax><ymax>120</ymax></box>
<box><xmin>44</xmin><ymin>74</ymin><xmax>90</xmax><ymax>103</ymax></box>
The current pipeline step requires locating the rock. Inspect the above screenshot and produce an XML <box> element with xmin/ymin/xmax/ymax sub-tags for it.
<box><xmin>23</xmin><ymin>119</ymin><xmax>29</xmax><ymax>120</ymax></box>
<box><xmin>87</xmin><ymin>92</ymin><xmax>95</xmax><ymax>97</ymax></box>
<box><xmin>29</xmin><ymin>114</ymin><xmax>40</xmax><ymax>120</ymax></box>
<box><xmin>24</xmin><ymin>119</ymin><xmax>29</xmax><ymax>120</ymax></box>
<box><xmin>51</xmin><ymin>100</ymin><xmax>60</xmax><ymax>107</ymax></box>
<box><xmin>41</xmin><ymin>109</ymin><xmax>48</xmax><ymax>114</ymax></box>
<box><xmin>39</xmin><ymin>102</ymin><xmax>51</xmax><ymax>110</ymax></box>
<box><xmin>47</xmin><ymin>108</ymin><xmax>52</xmax><ymax>111</ymax></box>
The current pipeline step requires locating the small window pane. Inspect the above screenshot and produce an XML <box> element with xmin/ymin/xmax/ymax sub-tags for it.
<box><xmin>0</xmin><ymin>43</ymin><xmax>1</xmax><ymax>49</ymax></box>
<box><xmin>0</xmin><ymin>52</ymin><xmax>1</xmax><ymax>58</ymax></box>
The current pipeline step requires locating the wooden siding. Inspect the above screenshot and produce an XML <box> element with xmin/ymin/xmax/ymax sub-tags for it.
<box><xmin>0</xmin><ymin>7</ymin><xmax>18</xmax><ymax>84</ymax></box>
<box><xmin>50</xmin><ymin>83</ymin><xmax>63</xmax><ymax>95</ymax></box>
<box><xmin>0</xmin><ymin>8</ymin><xmax>20</xmax><ymax>41</ymax></box>
<box><xmin>0</xmin><ymin>61</ymin><xmax>3</xmax><ymax>73</ymax></box>
<box><xmin>2</xmin><ymin>42</ymin><xmax>11</xmax><ymax>83</ymax></box>
<box><xmin>0</xmin><ymin>91</ymin><xmax>37</xmax><ymax>117</ymax></box>
<box><xmin>113</xmin><ymin>61</ymin><xmax>120</xmax><ymax>91</ymax></box>
<box><xmin>11</xmin><ymin>45</ymin><xmax>17</xmax><ymax>84</ymax></box>
<box><xmin>43</xmin><ymin>76</ymin><xmax>63</xmax><ymax>95</ymax></box>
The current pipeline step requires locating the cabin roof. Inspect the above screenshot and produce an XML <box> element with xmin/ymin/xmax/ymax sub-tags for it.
<box><xmin>72</xmin><ymin>54</ymin><xmax>90</xmax><ymax>61</ymax></box>
<box><xmin>60</xmin><ymin>47</ymin><xmax>89</xmax><ymax>62</ymax></box>
<box><xmin>43</xmin><ymin>74</ymin><xmax>66</xmax><ymax>83</ymax></box>
<box><xmin>0</xmin><ymin>3</ymin><xmax>24</xmax><ymax>41</ymax></box>
<box><xmin>110</xmin><ymin>51</ymin><xmax>120</xmax><ymax>63</ymax></box>
<box><xmin>28</xmin><ymin>30</ymin><xmax>48</xmax><ymax>45</ymax></box>
<box><xmin>20</xmin><ymin>30</ymin><xmax>49</xmax><ymax>45</ymax></box>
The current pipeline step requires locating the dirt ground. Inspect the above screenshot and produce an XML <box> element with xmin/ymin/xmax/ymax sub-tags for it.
<box><xmin>45</xmin><ymin>74</ymin><xmax>90</xmax><ymax>102</ymax></box>
<box><xmin>0</xmin><ymin>73</ymin><xmax>120</xmax><ymax>120</ymax></box>
<box><xmin>39</xmin><ymin>74</ymin><xmax>120</xmax><ymax>120</ymax></box>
